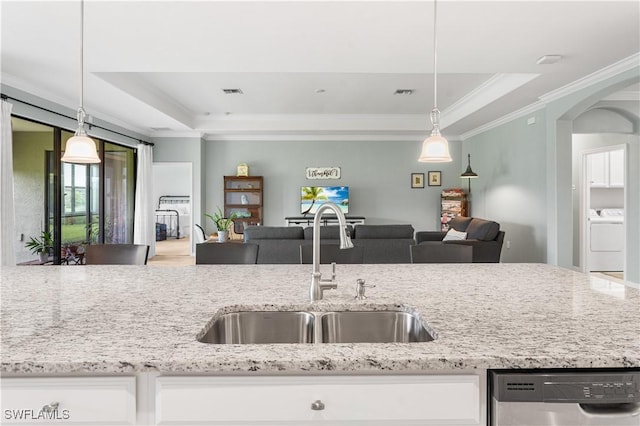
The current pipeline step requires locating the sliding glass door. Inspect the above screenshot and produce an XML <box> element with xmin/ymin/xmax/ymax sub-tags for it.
<box><xmin>12</xmin><ymin>116</ymin><xmax>137</xmax><ymax>264</ymax></box>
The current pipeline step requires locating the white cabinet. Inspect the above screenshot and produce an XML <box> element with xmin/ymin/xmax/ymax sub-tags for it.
<box><xmin>589</xmin><ymin>149</ymin><xmax>624</xmax><ymax>187</ymax></box>
<box><xmin>608</xmin><ymin>149</ymin><xmax>625</xmax><ymax>186</ymax></box>
<box><xmin>1</xmin><ymin>377</ymin><xmax>136</xmax><ymax>425</ymax></box>
<box><xmin>155</xmin><ymin>375</ymin><xmax>481</xmax><ymax>425</ymax></box>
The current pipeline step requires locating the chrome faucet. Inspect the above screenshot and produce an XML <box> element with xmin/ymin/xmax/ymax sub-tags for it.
<box><xmin>309</xmin><ymin>202</ymin><xmax>354</xmax><ymax>302</ymax></box>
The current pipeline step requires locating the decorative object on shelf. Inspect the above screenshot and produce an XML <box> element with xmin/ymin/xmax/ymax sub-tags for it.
<box><xmin>428</xmin><ymin>171</ymin><xmax>442</xmax><ymax>186</ymax></box>
<box><xmin>411</xmin><ymin>173</ymin><xmax>425</xmax><ymax>189</ymax></box>
<box><xmin>205</xmin><ymin>207</ymin><xmax>239</xmax><ymax>242</ymax></box>
<box><xmin>61</xmin><ymin>0</ymin><xmax>100</xmax><ymax>164</ymax></box>
<box><xmin>236</xmin><ymin>163</ymin><xmax>249</xmax><ymax>177</ymax></box>
<box><xmin>418</xmin><ymin>0</ymin><xmax>451</xmax><ymax>163</ymax></box>
<box><xmin>306</xmin><ymin>167</ymin><xmax>341</xmax><ymax>180</ymax></box>
<box><xmin>459</xmin><ymin>154</ymin><xmax>478</xmax><ymax>193</ymax></box>
<box><xmin>25</xmin><ymin>230</ymin><xmax>53</xmax><ymax>263</ymax></box>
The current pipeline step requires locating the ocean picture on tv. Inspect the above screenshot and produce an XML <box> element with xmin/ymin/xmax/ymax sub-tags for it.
<box><xmin>301</xmin><ymin>186</ymin><xmax>349</xmax><ymax>215</ymax></box>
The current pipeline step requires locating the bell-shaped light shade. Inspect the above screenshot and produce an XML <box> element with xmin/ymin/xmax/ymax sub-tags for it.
<box><xmin>418</xmin><ymin>133</ymin><xmax>452</xmax><ymax>163</ymax></box>
<box><xmin>61</xmin><ymin>127</ymin><xmax>101</xmax><ymax>164</ymax></box>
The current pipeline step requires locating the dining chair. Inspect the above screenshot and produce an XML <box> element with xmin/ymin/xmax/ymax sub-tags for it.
<box><xmin>299</xmin><ymin>244</ymin><xmax>365</xmax><ymax>264</ymax></box>
<box><xmin>195</xmin><ymin>242</ymin><xmax>259</xmax><ymax>264</ymax></box>
<box><xmin>410</xmin><ymin>243</ymin><xmax>473</xmax><ymax>263</ymax></box>
<box><xmin>84</xmin><ymin>244</ymin><xmax>150</xmax><ymax>265</ymax></box>
<box><xmin>194</xmin><ymin>224</ymin><xmax>207</xmax><ymax>244</ymax></box>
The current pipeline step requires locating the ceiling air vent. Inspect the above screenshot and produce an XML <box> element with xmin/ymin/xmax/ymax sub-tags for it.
<box><xmin>394</xmin><ymin>89</ymin><xmax>414</xmax><ymax>95</ymax></box>
<box><xmin>222</xmin><ymin>89</ymin><xmax>243</xmax><ymax>94</ymax></box>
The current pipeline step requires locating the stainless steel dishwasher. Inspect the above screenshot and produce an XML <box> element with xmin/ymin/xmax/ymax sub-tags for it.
<box><xmin>489</xmin><ymin>369</ymin><xmax>640</xmax><ymax>425</ymax></box>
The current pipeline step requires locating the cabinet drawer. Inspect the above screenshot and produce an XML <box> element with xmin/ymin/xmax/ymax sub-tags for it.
<box><xmin>1</xmin><ymin>377</ymin><xmax>136</xmax><ymax>425</ymax></box>
<box><xmin>156</xmin><ymin>375</ymin><xmax>480</xmax><ymax>425</ymax></box>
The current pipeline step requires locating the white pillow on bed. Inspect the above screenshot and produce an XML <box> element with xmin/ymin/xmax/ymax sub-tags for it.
<box><xmin>443</xmin><ymin>229</ymin><xmax>467</xmax><ymax>241</ymax></box>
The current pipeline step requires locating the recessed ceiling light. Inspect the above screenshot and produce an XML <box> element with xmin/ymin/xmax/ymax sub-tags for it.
<box><xmin>394</xmin><ymin>89</ymin><xmax>414</xmax><ymax>95</ymax></box>
<box><xmin>203</xmin><ymin>112</ymin><xmax>211</xmax><ymax>116</ymax></box>
<box><xmin>315</xmin><ymin>89</ymin><xmax>326</xmax><ymax>93</ymax></box>
<box><xmin>536</xmin><ymin>55</ymin><xmax>562</xmax><ymax>65</ymax></box>
<box><xmin>222</xmin><ymin>89</ymin><xmax>243</xmax><ymax>94</ymax></box>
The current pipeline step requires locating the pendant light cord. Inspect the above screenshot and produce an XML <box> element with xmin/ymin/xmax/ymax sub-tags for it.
<box><xmin>433</xmin><ymin>0</ymin><xmax>438</xmax><ymax>110</ymax></box>
<box><xmin>78</xmin><ymin>0</ymin><xmax>86</xmax><ymax>127</ymax></box>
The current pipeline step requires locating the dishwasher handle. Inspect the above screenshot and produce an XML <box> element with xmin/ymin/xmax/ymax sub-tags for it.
<box><xmin>579</xmin><ymin>402</ymin><xmax>640</xmax><ymax>417</ymax></box>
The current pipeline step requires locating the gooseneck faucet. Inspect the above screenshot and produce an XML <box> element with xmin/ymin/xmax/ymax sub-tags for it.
<box><xmin>309</xmin><ymin>202</ymin><xmax>354</xmax><ymax>302</ymax></box>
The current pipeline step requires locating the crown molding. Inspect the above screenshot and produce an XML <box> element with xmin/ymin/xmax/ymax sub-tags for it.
<box><xmin>441</xmin><ymin>73</ymin><xmax>539</xmax><ymax>129</ymax></box>
<box><xmin>149</xmin><ymin>130</ymin><xmax>204</xmax><ymax>139</ymax></box>
<box><xmin>1</xmin><ymin>75</ymin><xmax>152</xmax><ymax>137</ymax></box>
<box><xmin>460</xmin><ymin>101</ymin><xmax>545</xmax><ymax>140</ymax></box>
<box><xmin>202</xmin><ymin>130</ymin><xmax>436</xmax><ymax>142</ymax></box>
<box><xmin>539</xmin><ymin>53</ymin><xmax>640</xmax><ymax>104</ymax></box>
<box><xmin>462</xmin><ymin>53</ymin><xmax>640</xmax><ymax>140</ymax></box>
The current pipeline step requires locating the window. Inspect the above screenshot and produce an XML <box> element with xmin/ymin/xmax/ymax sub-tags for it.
<box><xmin>12</xmin><ymin>116</ymin><xmax>137</xmax><ymax>264</ymax></box>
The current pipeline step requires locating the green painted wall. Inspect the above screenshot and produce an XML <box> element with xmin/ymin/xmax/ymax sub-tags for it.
<box><xmin>199</xmin><ymin>139</ymin><xmax>463</xmax><ymax>234</ymax></box>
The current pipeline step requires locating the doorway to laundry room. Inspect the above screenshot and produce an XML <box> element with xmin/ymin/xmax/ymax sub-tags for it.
<box><xmin>577</xmin><ymin>139</ymin><xmax>627</xmax><ymax>280</ymax></box>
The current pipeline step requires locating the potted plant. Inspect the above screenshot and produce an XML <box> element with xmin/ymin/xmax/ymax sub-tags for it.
<box><xmin>25</xmin><ymin>230</ymin><xmax>53</xmax><ymax>263</ymax></box>
<box><xmin>205</xmin><ymin>207</ymin><xmax>239</xmax><ymax>242</ymax></box>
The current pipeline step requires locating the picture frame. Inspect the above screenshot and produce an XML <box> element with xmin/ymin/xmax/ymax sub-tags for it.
<box><xmin>411</xmin><ymin>173</ymin><xmax>424</xmax><ymax>189</ymax></box>
<box><xmin>428</xmin><ymin>171</ymin><xmax>442</xmax><ymax>186</ymax></box>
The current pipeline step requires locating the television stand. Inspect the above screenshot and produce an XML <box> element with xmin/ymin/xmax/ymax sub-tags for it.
<box><xmin>285</xmin><ymin>216</ymin><xmax>365</xmax><ymax>226</ymax></box>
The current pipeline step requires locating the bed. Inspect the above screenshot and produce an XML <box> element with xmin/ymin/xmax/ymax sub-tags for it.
<box><xmin>155</xmin><ymin>195</ymin><xmax>191</xmax><ymax>239</ymax></box>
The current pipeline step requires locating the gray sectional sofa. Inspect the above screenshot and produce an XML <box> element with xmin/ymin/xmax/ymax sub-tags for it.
<box><xmin>414</xmin><ymin>216</ymin><xmax>505</xmax><ymax>263</ymax></box>
<box><xmin>243</xmin><ymin>224</ymin><xmax>415</xmax><ymax>264</ymax></box>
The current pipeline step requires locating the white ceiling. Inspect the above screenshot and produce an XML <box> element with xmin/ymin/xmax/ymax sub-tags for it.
<box><xmin>2</xmin><ymin>0</ymin><xmax>639</xmax><ymax>141</ymax></box>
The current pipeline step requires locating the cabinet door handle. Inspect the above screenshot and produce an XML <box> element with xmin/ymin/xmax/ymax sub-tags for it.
<box><xmin>310</xmin><ymin>400</ymin><xmax>325</xmax><ymax>411</ymax></box>
<box><xmin>42</xmin><ymin>402</ymin><xmax>59</xmax><ymax>412</ymax></box>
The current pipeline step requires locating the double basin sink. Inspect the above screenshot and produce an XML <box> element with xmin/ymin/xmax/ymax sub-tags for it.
<box><xmin>198</xmin><ymin>310</ymin><xmax>434</xmax><ymax>344</ymax></box>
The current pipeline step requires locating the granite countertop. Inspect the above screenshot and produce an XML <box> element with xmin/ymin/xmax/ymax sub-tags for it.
<box><xmin>1</xmin><ymin>263</ymin><xmax>638</xmax><ymax>375</ymax></box>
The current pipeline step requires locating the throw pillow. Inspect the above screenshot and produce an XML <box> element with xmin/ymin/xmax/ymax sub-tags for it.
<box><xmin>466</xmin><ymin>218</ymin><xmax>500</xmax><ymax>241</ymax></box>
<box><xmin>443</xmin><ymin>229</ymin><xmax>467</xmax><ymax>241</ymax></box>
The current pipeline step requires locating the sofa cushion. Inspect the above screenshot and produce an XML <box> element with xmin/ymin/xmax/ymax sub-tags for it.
<box><xmin>465</xmin><ymin>218</ymin><xmax>500</xmax><ymax>241</ymax></box>
<box><xmin>244</xmin><ymin>226</ymin><xmax>303</xmax><ymax>241</ymax></box>
<box><xmin>442</xmin><ymin>229</ymin><xmax>467</xmax><ymax>241</ymax></box>
<box><xmin>449</xmin><ymin>216</ymin><xmax>473</xmax><ymax>232</ymax></box>
<box><xmin>353</xmin><ymin>225</ymin><xmax>414</xmax><ymax>239</ymax></box>
<box><xmin>303</xmin><ymin>225</ymin><xmax>354</xmax><ymax>240</ymax></box>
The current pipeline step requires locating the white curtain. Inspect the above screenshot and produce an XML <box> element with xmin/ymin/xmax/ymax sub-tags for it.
<box><xmin>133</xmin><ymin>143</ymin><xmax>155</xmax><ymax>258</ymax></box>
<box><xmin>0</xmin><ymin>100</ymin><xmax>16</xmax><ymax>266</ymax></box>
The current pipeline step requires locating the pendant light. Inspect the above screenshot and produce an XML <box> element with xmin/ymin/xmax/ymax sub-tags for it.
<box><xmin>61</xmin><ymin>0</ymin><xmax>100</xmax><ymax>164</ymax></box>
<box><xmin>418</xmin><ymin>0</ymin><xmax>452</xmax><ymax>163</ymax></box>
<box><xmin>460</xmin><ymin>153</ymin><xmax>478</xmax><ymax>192</ymax></box>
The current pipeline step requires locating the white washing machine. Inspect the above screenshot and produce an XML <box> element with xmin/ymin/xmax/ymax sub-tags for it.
<box><xmin>589</xmin><ymin>209</ymin><xmax>624</xmax><ymax>271</ymax></box>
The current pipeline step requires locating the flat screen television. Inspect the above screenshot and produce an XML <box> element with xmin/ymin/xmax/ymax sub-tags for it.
<box><xmin>301</xmin><ymin>186</ymin><xmax>349</xmax><ymax>215</ymax></box>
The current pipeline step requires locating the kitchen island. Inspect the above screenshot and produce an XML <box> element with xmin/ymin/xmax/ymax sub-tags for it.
<box><xmin>1</xmin><ymin>263</ymin><xmax>639</xmax><ymax>424</ymax></box>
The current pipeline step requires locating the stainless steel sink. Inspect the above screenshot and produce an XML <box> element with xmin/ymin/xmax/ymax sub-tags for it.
<box><xmin>198</xmin><ymin>310</ymin><xmax>434</xmax><ymax>344</ymax></box>
<box><xmin>198</xmin><ymin>311</ymin><xmax>315</xmax><ymax>344</ymax></box>
<box><xmin>320</xmin><ymin>311</ymin><xmax>434</xmax><ymax>343</ymax></box>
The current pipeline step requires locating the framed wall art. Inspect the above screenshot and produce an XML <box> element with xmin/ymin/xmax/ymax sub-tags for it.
<box><xmin>428</xmin><ymin>171</ymin><xmax>441</xmax><ymax>186</ymax></box>
<box><xmin>411</xmin><ymin>173</ymin><xmax>424</xmax><ymax>189</ymax></box>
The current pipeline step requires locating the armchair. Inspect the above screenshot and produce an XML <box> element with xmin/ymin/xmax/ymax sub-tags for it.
<box><xmin>415</xmin><ymin>216</ymin><xmax>505</xmax><ymax>263</ymax></box>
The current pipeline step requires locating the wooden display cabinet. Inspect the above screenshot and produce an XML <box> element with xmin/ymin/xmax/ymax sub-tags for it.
<box><xmin>224</xmin><ymin>176</ymin><xmax>263</xmax><ymax>234</ymax></box>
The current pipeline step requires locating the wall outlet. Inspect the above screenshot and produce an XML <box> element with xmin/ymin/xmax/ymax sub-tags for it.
<box><xmin>506</xmin><ymin>240</ymin><xmax>511</xmax><ymax>249</ymax></box>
